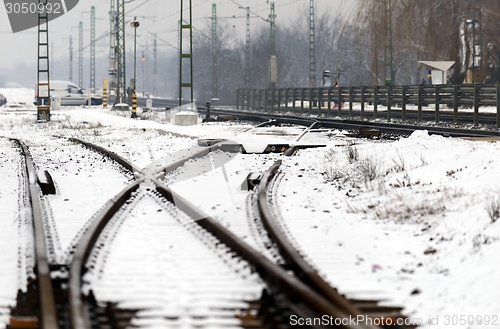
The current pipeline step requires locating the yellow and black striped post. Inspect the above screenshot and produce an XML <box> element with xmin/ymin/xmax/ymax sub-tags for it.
<box><xmin>102</xmin><ymin>78</ymin><xmax>108</xmax><ymax>108</ymax></box>
<box><xmin>131</xmin><ymin>89</ymin><xmax>138</xmax><ymax>118</ymax></box>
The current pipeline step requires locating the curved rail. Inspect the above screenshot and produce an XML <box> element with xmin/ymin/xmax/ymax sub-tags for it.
<box><xmin>65</xmin><ymin>136</ymin><xmax>402</xmax><ymax>328</ymax></box>
<box><xmin>65</xmin><ymin>137</ymin><xmax>375</xmax><ymax>328</ymax></box>
<box><xmin>68</xmin><ymin>179</ymin><xmax>144</xmax><ymax>329</ymax></box>
<box><xmin>66</xmin><ymin>138</ymin><xmax>240</xmax><ymax>329</ymax></box>
<box><xmin>12</xmin><ymin>139</ymin><xmax>58</xmax><ymax>329</ymax></box>
<box><xmin>66</xmin><ymin>137</ymin><xmax>143</xmax><ymax>175</ymax></box>
<box><xmin>65</xmin><ymin>136</ymin><xmax>241</xmax><ymax>179</ymax></box>
<box><xmin>256</xmin><ymin>161</ymin><xmax>365</xmax><ymax>318</ymax></box>
<box><xmin>152</xmin><ymin>178</ymin><xmax>375</xmax><ymax>328</ymax></box>
<box><xmin>257</xmin><ymin>160</ymin><xmax>417</xmax><ymax>328</ymax></box>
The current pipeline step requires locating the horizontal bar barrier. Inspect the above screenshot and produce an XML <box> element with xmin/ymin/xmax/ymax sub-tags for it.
<box><xmin>236</xmin><ymin>84</ymin><xmax>500</xmax><ymax>128</ymax></box>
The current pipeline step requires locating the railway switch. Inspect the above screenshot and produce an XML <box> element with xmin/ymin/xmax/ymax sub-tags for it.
<box><xmin>241</xmin><ymin>172</ymin><xmax>262</xmax><ymax>190</ymax></box>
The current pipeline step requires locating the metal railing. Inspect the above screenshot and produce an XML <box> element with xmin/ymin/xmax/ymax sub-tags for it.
<box><xmin>236</xmin><ymin>84</ymin><xmax>500</xmax><ymax>128</ymax></box>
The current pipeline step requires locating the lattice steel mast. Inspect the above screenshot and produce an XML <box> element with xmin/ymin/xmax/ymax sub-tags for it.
<box><xmin>384</xmin><ymin>0</ymin><xmax>394</xmax><ymax>86</ymax></box>
<box><xmin>145</xmin><ymin>41</ymin><xmax>148</xmax><ymax>95</ymax></box>
<box><xmin>69</xmin><ymin>35</ymin><xmax>73</xmax><ymax>81</ymax></box>
<box><xmin>37</xmin><ymin>0</ymin><xmax>51</xmax><ymax>121</ymax></box>
<box><xmin>309</xmin><ymin>0</ymin><xmax>315</xmax><ymax>87</ymax></box>
<box><xmin>243</xmin><ymin>6</ymin><xmax>250</xmax><ymax>89</ymax></box>
<box><xmin>269</xmin><ymin>0</ymin><xmax>277</xmax><ymax>88</ymax></box>
<box><xmin>153</xmin><ymin>33</ymin><xmax>158</xmax><ymax>97</ymax></box>
<box><xmin>115</xmin><ymin>0</ymin><xmax>126</xmax><ymax>104</ymax></box>
<box><xmin>109</xmin><ymin>0</ymin><xmax>117</xmax><ymax>97</ymax></box>
<box><xmin>90</xmin><ymin>6</ymin><xmax>96</xmax><ymax>90</ymax></box>
<box><xmin>212</xmin><ymin>4</ymin><xmax>218</xmax><ymax>98</ymax></box>
<box><xmin>78</xmin><ymin>21</ymin><xmax>83</xmax><ymax>88</ymax></box>
<box><xmin>179</xmin><ymin>0</ymin><xmax>193</xmax><ymax>106</ymax></box>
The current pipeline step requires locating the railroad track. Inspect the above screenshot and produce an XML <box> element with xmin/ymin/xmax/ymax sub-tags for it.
<box><xmin>67</xmin><ymin>138</ymin><xmax>370</xmax><ymax>328</ymax></box>
<box><xmin>199</xmin><ymin>108</ymin><xmax>500</xmax><ymax>139</ymax></box>
<box><xmin>8</xmin><ymin>133</ymin><xmax>418</xmax><ymax>329</ymax></box>
<box><xmin>9</xmin><ymin>137</ymin><xmax>140</xmax><ymax>329</ymax></box>
<box><xmin>255</xmin><ymin>160</ymin><xmax>417</xmax><ymax>328</ymax></box>
<box><xmin>10</xmin><ymin>139</ymin><xmax>59</xmax><ymax>329</ymax></box>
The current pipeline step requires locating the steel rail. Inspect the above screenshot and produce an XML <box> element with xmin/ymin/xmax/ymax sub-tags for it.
<box><xmin>64</xmin><ymin>137</ymin><xmax>145</xmax><ymax>329</ymax></box>
<box><xmin>64</xmin><ymin>136</ymin><xmax>240</xmax><ymax>179</ymax></box>
<box><xmin>285</xmin><ymin>120</ymin><xmax>322</xmax><ymax>155</ymax></box>
<box><xmin>257</xmin><ymin>160</ymin><xmax>417</xmax><ymax>328</ymax></box>
<box><xmin>201</xmin><ymin>108</ymin><xmax>500</xmax><ymax>138</ymax></box>
<box><xmin>65</xmin><ymin>137</ymin><xmax>143</xmax><ymax>175</ymax></box>
<box><xmin>148</xmin><ymin>141</ymin><xmax>241</xmax><ymax>177</ymax></box>
<box><xmin>256</xmin><ymin>160</ymin><xmax>367</xmax><ymax>318</ymax></box>
<box><xmin>12</xmin><ymin>139</ymin><xmax>58</xmax><ymax>329</ymax></box>
<box><xmin>66</xmin><ymin>138</ymin><xmax>240</xmax><ymax>329</ymax></box>
<box><xmin>68</xmin><ymin>179</ymin><xmax>144</xmax><ymax>329</ymax></box>
<box><xmin>152</xmin><ymin>178</ymin><xmax>377</xmax><ymax>329</ymax></box>
<box><xmin>63</xmin><ymin>136</ymin><xmax>378</xmax><ymax>328</ymax></box>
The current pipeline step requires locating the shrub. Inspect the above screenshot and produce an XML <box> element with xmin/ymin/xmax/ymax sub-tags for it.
<box><xmin>359</xmin><ymin>153</ymin><xmax>382</xmax><ymax>182</ymax></box>
<box><xmin>345</xmin><ymin>142</ymin><xmax>359</xmax><ymax>163</ymax></box>
<box><xmin>486</xmin><ymin>194</ymin><xmax>500</xmax><ymax>224</ymax></box>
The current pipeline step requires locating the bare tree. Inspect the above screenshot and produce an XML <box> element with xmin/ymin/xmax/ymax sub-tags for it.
<box><xmin>351</xmin><ymin>0</ymin><xmax>500</xmax><ymax>85</ymax></box>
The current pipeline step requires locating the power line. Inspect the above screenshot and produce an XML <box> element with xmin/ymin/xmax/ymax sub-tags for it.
<box><xmin>229</xmin><ymin>0</ymin><xmax>268</xmax><ymax>22</ymax></box>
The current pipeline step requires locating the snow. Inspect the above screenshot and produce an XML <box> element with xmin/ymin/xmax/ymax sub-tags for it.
<box><xmin>0</xmin><ymin>140</ymin><xmax>21</xmax><ymax>325</ymax></box>
<box><xmin>275</xmin><ymin>133</ymin><xmax>500</xmax><ymax>328</ymax></box>
<box><xmin>0</xmin><ymin>88</ymin><xmax>499</xmax><ymax>328</ymax></box>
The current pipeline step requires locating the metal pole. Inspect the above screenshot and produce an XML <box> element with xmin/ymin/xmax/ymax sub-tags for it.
<box><xmin>387</xmin><ymin>85</ymin><xmax>391</xmax><ymax>122</ymax></box>
<box><xmin>69</xmin><ymin>35</ymin><xmax>73</xmax><ymax>81</ymax></box>
<box><xmin>309</xmin><ymin>0</ymin><xmax>315</xmax><ymax>88</ymax></box>
<box><xmin>102</xmin><ymin>78</ymin><xmax>108</xmax><ymax>108</ymax></box>
<box><xmin>37</xmin><ymin>0</ymin><xmax>51</xmax><ymax>121</ymax></box>
<box><xmin>134</xmin><ymin>20</ymin><xmax>137</xmax><ymax>92</ymax></box>
<box><xmin>212</xmin><ymin>4</ymin><xmax>218</xmax><ymax>98</ymax></box>
<box><xmin>241</xmin><ymin>6</ymin><xmax>250</xmax><ymax>89</ymax></box>
<box><xmin>402</xmin><ymin>85</ymin><xmax>407</xmax><ymax>121</ymax></box>
<box><xmin>153</xmin><ymin>33</ymin><xmax>157</xmax><ymax>98</ymax></box>
<box><xmin>116</xmin><ymin>0</ymin><xmax>126</xmax><ymax>104</ymax></box>
<box><xmin>142</xmin><ymin>51</ymin><xmax>145</xmax><ymax>97</ymax></box>
<box><xmin>474</xmin><ymin>84</ymin><xmax>479</xmax><ymax>127</ymax></box>
<box><xmin>131</xmin><ymin>17</ymin><xmax>139</xmax><ymax>118</ymax></box>
<box><xmin>269</xmin><ymin>1</ymin><xmax>276</xmax><ymax>89</ymax></box>
<box><xmin>496</xmin><ymin>84</ymin><xmax>500</xmax><ymax>129</ymax></box>
<box><xmin>109</xmin><ymin>0</ymin><xmax>116</xmax><ymax>99</ymax></box>
<box><xmin>179</xmin><ymin>0</ymin><xmax>194</xmax><ymax>106</ymax></box>
<box><xmin>90</xmin><ymin>6</ymin><xmax>95</xmax><ymax>90</ymax></box>
<box><xmin>79</xmin><ymin>21</ymin><xmax>83</xmax><ymax>88</ymax></box>
<box><xmin>435</xmin><ymin>85</ymin><xmax>440</xmax><ymax>123</ymax></box>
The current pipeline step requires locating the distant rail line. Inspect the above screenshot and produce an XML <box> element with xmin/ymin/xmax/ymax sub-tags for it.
<box><xmin>199</xmin><ymin>107</ymin><xmax>500</xmax><ymax>139</ymax></box>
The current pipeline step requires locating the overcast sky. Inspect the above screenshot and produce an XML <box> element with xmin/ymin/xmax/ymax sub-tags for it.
<box><xmin>0</xmin><ymin>0</ymin><xmax>353</xmax><ymax>71</ymax></box>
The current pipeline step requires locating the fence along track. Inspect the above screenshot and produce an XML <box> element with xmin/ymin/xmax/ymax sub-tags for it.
<box><xmin>12</xmin><ymin>139</ymin><xmax>58</xmax><ymax>329</ymax></box>
<box><xmin>237</xmin><ymin>84</ymin><xmax>500</xmax><ymax>127</ymax></box>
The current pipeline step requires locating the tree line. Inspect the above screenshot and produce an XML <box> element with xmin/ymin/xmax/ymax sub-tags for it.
<box><xmin>192</xmin><ymin>0</ymin><xmax>500</xmax><ymax>104</ymax></box>
<box><xmin>5</xmin><ymin>1</ymin><xmax>500</xmax><ymax>106</ymax></box>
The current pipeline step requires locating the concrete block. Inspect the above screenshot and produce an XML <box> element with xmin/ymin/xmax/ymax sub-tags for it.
<box><xmin>174</xmin><ymin>112</ymin><xmax>198</xmax><ymax>126</ymax></box>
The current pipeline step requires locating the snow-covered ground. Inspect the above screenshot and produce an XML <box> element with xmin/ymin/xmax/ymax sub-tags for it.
<box><xmin>0</xmin><ymin>88</ymin><xmax>499</xmax><ymax>328</ymax></box>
